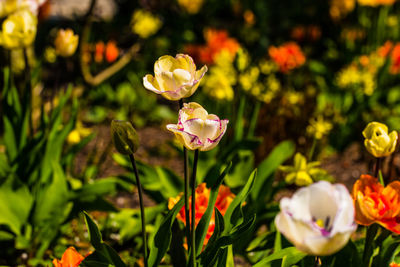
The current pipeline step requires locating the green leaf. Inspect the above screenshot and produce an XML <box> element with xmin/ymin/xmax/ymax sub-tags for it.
<box><xmin>251</xmin><ymin>140</ymin><xmax>295</xmax><ymax>201</ymax></box>
<box><xmin>253</xmin><ymin>247</ymin><xmax>306</xmax><ymax>267</ymax></box>
<box><xmin>84</xmin><ymin>212</ymin><xmax>103</xmax><ymax>249</ymax></box>
<box><xmin>196</xmin><ymin>163</ymin><xmax>232</xmax><ymax>255</ymax></box>
<box><xmin>82</xmin><ymin>212</ymin><xmax>126</xmax><ymax>267</ymax></box>
<box><xmin>0</xmin><ymin>177</ymin><xmax>33</xmax><ymax>235</ymax></box>
<box><xmin>224</xmin><ymin>170</ymin><xmax>256</xmax><ymax>233</ymax></box>
<box><xmin>148</xmin><ymin>198</ymin><xmax>184</xmax><ymax>267</ymax></box>
<box><xmin>33</xmin><ymin>161</ymin><xmax>71</xmax><ymax>258</ymax></box>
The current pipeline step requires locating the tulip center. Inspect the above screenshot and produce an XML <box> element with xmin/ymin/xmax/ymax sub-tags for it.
<box><xmin>312</xmin><ymin>216</ymin><xmax>332</xmax><ymax>236</ymax></box>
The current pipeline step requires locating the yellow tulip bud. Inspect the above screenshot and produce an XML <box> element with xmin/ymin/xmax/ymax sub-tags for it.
<box><xmin>54</xmin><ymin>28</ymin><xmax>79</xmax><ymax>57</ymax></box>
<box><xmin>0</xmin><ymin>9</ymin><xmax>37</xmax><ymax>49</ymax></box>
<box><xmin>111</xmin><ymin>120</ymin><xmax>140</xmax><ymax>155</ymax></box>
<box><xmin>363</xmin><ymin>122</ymin><xmax>398</xmax><ymax>158</ymax></box>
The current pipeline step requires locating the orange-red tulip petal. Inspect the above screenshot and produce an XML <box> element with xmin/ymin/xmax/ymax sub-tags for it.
<box><xmin>353</xmin><ymin>174</ymin><xmax>400</xmax><ymax>234</ymax></box>
<box><xmin>52</xmin><ymin>247</ymin><xmax>85</xmax><ymax>267</ymax></box>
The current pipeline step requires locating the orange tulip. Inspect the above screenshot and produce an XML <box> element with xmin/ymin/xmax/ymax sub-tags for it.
<box><xmin>168</xmin><ymin>183</ymin><xmax>236</xmax><ymax>246</ymax></box>
<box><xmin>52</xmin><ymin>247</ymin><xmax>85</xmax><ymax>267</ymax></box>
<box><xmin>352</xmin><ymin>174</ymin><xmax>400</xmax><ymax>233</ymax></box>
<box><xmin>105</xmin><ymin>40</ymin><xmax>119</xmax><ymax>63</ymax></box>
<box><xmin>95</xmin><ymin>41</ymin><xmax>105</xmax><ymax>63</ymax></box>
<box><xmin>268</xmin><ymin>42</ymin><xmax>306</xmax><ymax>73</ymax></box>
<box><xmin>184</xmin><ymin>28</ymin><xmax>240</xmax><ymax>65</ymax></box>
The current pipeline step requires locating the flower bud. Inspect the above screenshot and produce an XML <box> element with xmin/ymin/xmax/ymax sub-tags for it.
<box><xmin>54</xmin><ymin>28</ymin><xmax>79</xmax><ymax>57</ymax></box>
<box><xmin>362</xmin><ymin>121</ymin><xmax>398</xmax><ymax>158</ymax></box>
<box><xmin>111</xmin><ymin>120</ymin><xmax>139</xmax><ymax>154</ymax></box>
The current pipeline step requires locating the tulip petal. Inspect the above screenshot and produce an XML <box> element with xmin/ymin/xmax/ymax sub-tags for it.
<box><xmin>176</xmin><ymin>54</ymin><xmax>196</xmax><ymax>74</ymax></box>
<box><xmin>203</xmin><ymin>119</ymin><xmax>229</xmax><ymax>151</ymax></box>
<box><xmin>303</xmin><ymin>232</ymin><xmax>353</xmax><ymax>256</ymax></box>
<box><xmin>143</xmin><ymin>74</ymin><xmax>162</xmax><ymax>93</ymax></box>
<box><xmin>154</xmin><ymin>55</ymin><xmax>175</xmax><ymax>73</ymax></box>
<box><xmin>172</xmin><ymin>69</ymin><xmax>192</xmax><ymax>86</ymax></box>
<box><xmin>195</xmin><ymin>65</ymin><xmax>208</xmax><ymax>81</ymax></box>
<box><xmin>166</xmin><ymin>124</ymin><xmax>202</xmax><ymax>150</ymax></box>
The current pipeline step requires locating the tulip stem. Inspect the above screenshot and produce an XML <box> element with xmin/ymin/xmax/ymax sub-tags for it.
<box><xmin>374</xmin><ymin>158</ymin><xmax>381</xmax><ymax>180</ymax></box>
<box><xmin>179</xmin><ymin>99</ymin><xmax>192</xmax><ymax>256</ymax></box>
<box><xmin>191</xmin><ymin>149</ymin><xmax>199</xmax><ymax>267</ymax></box>
<box><xmin>23</xmin><ymin>48</ymin><xmax>34</xmax><ymax>138</ymax></box>
<box><xmin>314</xmin><ymin>256</ymin><xmax>321</xmax><ymax>267</ymax></box>
<box><xmin>129</xmin><ymin>154</ymin><xmax>148</xmax><ymax>267</ymax></box>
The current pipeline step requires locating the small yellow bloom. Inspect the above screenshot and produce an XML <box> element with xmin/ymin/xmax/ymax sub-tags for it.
<box><xmin>306</xmin><ymin>116</ymin><xmax>333</xmax><ymax>140</ymax></box>
<box><xmin>54</xmin><ymin>28</ymin><xmax>79</xmax><ymax>57</ymax></box>
<box><xmin>363</xmin><ymin>122</ymin><xmax>398</xmax><ymax>158</ymax></box>
<box><xmin>67</xmin><ymin>122</ymin><xmax>92</xmax><ymax>145</ymax></box>
<box><xmin>143</xmin><ymin>54</ymin><xmax>207</xmax><ymax>100</ymax></box>
<box><xmin>44</xmin><ymin>46</ymin><xmax>56</xmax><ymax>63</ymax></box>
<box><xmin>0</xmin><ymin>9</ymin><xmax>37</xmax><ymax>49</ymax></box>
<box><xmin>280</xmin><ymin>153</ymin><xmax>332</xmax><ymax>186</ymax></box>
<box><xmin>131</xmin><ymin>9</ymin><xmax>162</xmax><ymax>39</ymax></box>
<box><xmin>177</xmin><ymin>0</ymin><xmax>204</xmax><ymax>14</ymax></box>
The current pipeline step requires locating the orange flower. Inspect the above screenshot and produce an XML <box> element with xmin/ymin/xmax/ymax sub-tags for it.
<box><xmin>377</xmin><ymin>41</ymin><xmax>393</xmax><ymax>58</ymax></box>
<box><xmin>268</xmin><ymin>42</ymin><xmax>306</xmax><ymax>73</ymax></box>
<box><xmin>105</xmin><ymin>40</ymin><xmax>119</xmax><ymax>63</ymax></box>
<box><xmin>389</xmin><ymin>44</ymin><xmax>400</xmax><ymax>74</ymax></box>
<box><xmin>95</xmin><ymin>41</ymin><xmax>105</xmax><ymax>63</ymax></box>
<box><xmin>184</xmin><ymin>29</ymin><xmax>240</xmax><ymax>65</ymax></box>
<box><xmin>352</xmin><ymin>174</ymin><xmax>400</xmax><ymax>233</ymax></box>
<box><xmin>390</xmin><ymin>263</ymin><xmax>400</xmax><ymax>267</ymax></box>
<box><xmin>52</xmin><ymin>247</ymin><xmax>85</xmax><ymax>267</ymax></box>
<box><xmin>168</xmin><ymin>183</ymin><xmax>236</xmax><ymax>246</ymax></box>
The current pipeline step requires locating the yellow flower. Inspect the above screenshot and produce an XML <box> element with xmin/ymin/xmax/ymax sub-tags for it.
<box><xmin>143</xmin><ymin>54</ymin><xmax>207</xmax><ymax>100</ymax></box>
<box><xmin>279</xmin><ymin>153</ymin><xmax>331</xmax><ymax>186</ymax></box>
<box><xmin>306</xmin><ymin>116</ymin><xmax>333</xmax><ymax>140</ymax></box>
<box><xmin>0</xmin><ymin>0</ymin><xmax>45</xmax><ymax>18</ymax></box>
<box><xmin>131</xmin><ymin>9</ymin><xmax>162</xmax><ymax>39</ymax></box>
<box><xmin>357</xmin><ymin>0</ymin><xmax>396</xmax><ymax>6</ymax></box>
<box><xmin>330</xmin><ymin>0</ymin><xmax>355</xmax><ymax>20</ymax></box>
<box><xmin>177</xmin><ymin>0</ymin><xmax>204</xmax><ymax>14</ymax></box>
<box><xmin>44</xmin><ymin>46</ymin><xmax>56</xmax><ymax>63</ymax></box>
<box><xmin>363</xmin><ymin>122</ymin><xmax>398</xmax><ymax>158</ymax></box>
<box><xmin>54</xmin><ymin>28</ymin><xmax>79</xmax><ymax>57</ymax></box>
<box><xmin>202</xmin><ymin>66</ymin><xmax>234</xmax><ymax>101</ymax></box>
<box><xmin>67</xmin><ymin>121</ymin><xmax>92</xmax><ymax>145</ymax></box>
<box><xmin>166</xmin><ymin>102</ymin><xmax>228</xmax><ymax>151</ymax></box>
<box><xmin>0</xmin><ymin>9</ymin><xmax>37</xmax><ymax>49</ymax></box>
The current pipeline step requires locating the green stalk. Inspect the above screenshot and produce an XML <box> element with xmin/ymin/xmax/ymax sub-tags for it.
<box><xmin>129</xmin><ymin>154</ymin><xmax>148</xmax><ymax>267</ymax></box>
<box><xmin>308</xmin><ymin>138</ymin><xmax>317</xmax><ymax>161</ymax></box>
<box><xmin>191</xmin><ymin>150</ymin><xmax>199</xmax><ymax>267</ymax></box>
<box><xmin>247</xmin><ymin>100</ymin><xmax>261</xmax><ymax>138</ymax></box>
<box><xmin>23</xmin><ymin>48</ymin><xmax>33</xmax><ymax>138</ymax></box>
<box><xmin>234</xmin><ymin>95</ymin><xmax>246</xmax><ymax>141</ymax></box>
<box><xmin>374</xmin><ymin>158</ymin><xmax>381</xmax><ymax>179</ymax></box>
<box><xmin>362</xmin><ymin>224</ymin><xmax>378</xmax><ymax>267</ymax></box>
<box><xmin>179</xmin><ymin>99</ymin><xmax>191</xmax><ymax>255</ymax></box>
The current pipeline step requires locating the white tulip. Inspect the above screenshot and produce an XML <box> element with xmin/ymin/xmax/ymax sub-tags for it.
<box><xmin>275</xmin><ymin>181</ymin><xmax>357</xmax><ymax>256</ymax></box>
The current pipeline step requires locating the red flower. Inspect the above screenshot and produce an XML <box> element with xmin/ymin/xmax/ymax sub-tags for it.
<box><xmin>168</xmin><ymin>183</ymin><xmax>236</xmax><ymax>246</ymax></box>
